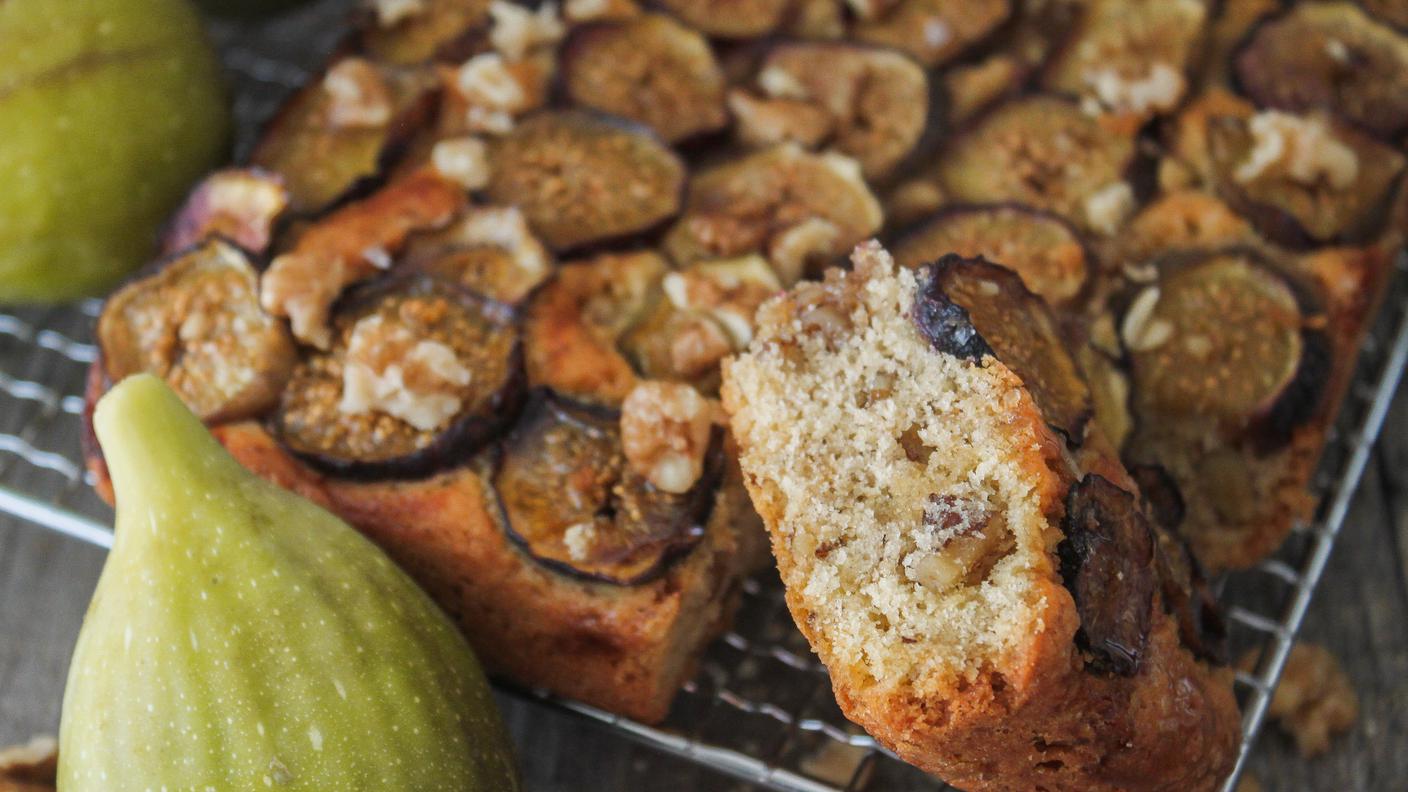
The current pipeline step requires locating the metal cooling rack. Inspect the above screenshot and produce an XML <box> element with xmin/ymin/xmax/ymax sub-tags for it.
<box><xmin>2</xmin><ymin>3</ymin><xmax>1407</xmax><ymax>790</ymax></box>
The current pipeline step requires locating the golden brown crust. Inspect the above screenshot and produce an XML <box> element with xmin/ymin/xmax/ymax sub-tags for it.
<box><xmin>85</xmin><ymin>411</ymin><xmax>746</xmax><ymax>724</ymax></box>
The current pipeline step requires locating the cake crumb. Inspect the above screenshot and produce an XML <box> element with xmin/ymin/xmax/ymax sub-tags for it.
<box><xmin>1242</xmin><ymin>642</ymin><xmax>1359</xmax><ymax>757</ymax></box>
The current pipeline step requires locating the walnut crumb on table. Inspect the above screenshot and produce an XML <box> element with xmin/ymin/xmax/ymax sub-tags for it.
<box><xmin>1242</xmin><ymin>642</ymin><xmax>1360</xmax><ymax>758</ymax></box>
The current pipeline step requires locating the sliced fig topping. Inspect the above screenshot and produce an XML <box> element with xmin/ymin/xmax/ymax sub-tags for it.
<box><xmin>260</xmin><ymin>170</ymin><xmax>467</xmax><ymax>349</ymax></box>
<box><xmin>524</xmin><ymin>250</ymin><xmax>669</xmax><ymax>405</ymax></box>
<box><xmin>894</xmin><ymin>204</ymin><xmax>1090</xmax><ymax>305</ymax></box>
<box><xmin>731</xmin><ymin>41</ymin><xmax>934</xmax><ymax>180</ymax></box>
<box><xmin>485</xmin><ymin>110</ymin><xmax>686</xmax><ymax>250</ymax></box>
<box><xmin>1058</xmin><ymin>474</ymin><xmax>1156</xmax><ymax>676</ymax></box>
<box><xmin>1122</xmin><ymin>250</ymin><xmax>1324</xmax><ymax>445</ymax></box>
<box><xmin>1128</xmin><ymin>463</ymin><xmax>1186</xmax><ymax>533</ymax></box>
<box><xmin>935</xmin><ymin>95</ymin><xmax>1137</xmax><ymax>232</ymax></box>
<box><xmin>1206</xmin><ymin>111</ymin><xmax>1406</xmax><ymax>245</ymax></box>
<box><xmin>98</xmin><ymin>239</ymin><xmax>295</xmax><ymax>424</ymax></box>
<box><xmin>160</xmin><ymin>169</ymin><xmax>289</xmax><ymax>257</ymax></box>
<box><xmin>653</xmin><ymin>0</ymin><xmax>791</xmax><ymax>38</ymax></box>
<box><xmin>562</xmin><ymin>13</ymin><xmax>726</xmax><ymax>144</ymax></box>
<box><xmin>618</xmin><ymin>255</ymin><xmax>780</xmax><ymax>393</ymax></box>
<box><xmin>915</xmin><ymin>256</ymin><xmax>1093</xmax><ymax>444</ymax></box>
<box><xmin>663</xmin><ymin>144</ymin><xmax>882</xmax><ymax>280</ymax></box>
<box><xmin>272</xmin><ymin>275</ymin><xmax>523</xmax><ymax>479</ymax></box>
<box><xmin>251</xmin><ymin>58</ymin><xmax>438</xmax><ymax>213</ymax></box>
<box><xmin>1150</xmin><ymin>517</ymin><xmax>1230</xmax><ymax>665</ymax></box>
<box><xmin>852</xmin><ymin>0</ymin><xmax>1014</xmax><ymax>67</ymax></box>
<box><xmin>1234</xmin><ymin>1</ymin><xmax>1408</xmax><ymax>140</ymax></box>
<box><xmin>1042</xmin><ymin>0</ymin><xmax>1206</xmax><ymax>117</ymax></box>
<box><xmin>357</xmin><ymin>0</ymin><xmax>491</xmax><ymax>65</ymax></box>
<box><xmin>399</xmin><ymin>205</ymin><xmax>553</xmax><ymax>305</ymax></box>
<box><xmin>492</xmin><ymin>390</ymin><xmax>719</xmax><ymax>584</ymax></box>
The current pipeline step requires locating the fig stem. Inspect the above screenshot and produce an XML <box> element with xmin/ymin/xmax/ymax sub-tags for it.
<box><xmin>93</xmin><ymin>374</ymin><xmax>244</xmax><ymax>542</ymax></box>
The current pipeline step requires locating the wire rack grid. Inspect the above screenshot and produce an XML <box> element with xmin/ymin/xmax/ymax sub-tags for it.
<box><xmin>2</xmin><ymin>4</ymin><xmax>1407</xmax><ymax>791</ymax></box>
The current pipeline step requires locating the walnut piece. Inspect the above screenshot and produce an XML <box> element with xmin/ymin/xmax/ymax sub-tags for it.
<box><xmin>621</xmin><ymin>381</ymin><xmax>712</xmax><ymax>494</ymax></box>
<box><xmin>339</xmin><ymin>314</ymin><xmax>473</xmax><ymax>431</ymax></box>
<box><xmin>1235</xmin><ymin>111</ymin><xmax>1359</xmax><ymax>189</ymax></box>
<box><xmin>323</xmin><ymin>58</ymin><xmax>393</xmax><ymax>129</ymax></box>
<box><xmin>1243</xmin><ymin>642</ymin><xmax>1359</xmax><ymax>757</ymax></box>
<box><xmin>488</xmin><ymin>0</ymin><xmax>565</xmax><ymax>61</ymax></box>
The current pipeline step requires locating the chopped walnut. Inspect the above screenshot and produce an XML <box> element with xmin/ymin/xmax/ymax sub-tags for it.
<box><xmin>1121</xmin><ymin>286</ymin><xmax>1173</xmax><ymax>353</ymax></box>
<box><xmin>669</xmin><ymin>317</ymin><xmax>733</xmax><ymax>377</ymax></box>
<box><xmin>1083</xmin><ymin>181</ymin><xmax>1136</xmax><ymax>236</ymax></box>
<box><xmin>0</xmin><ymin>735</ymin><xmax>57</xmax><ymax>786</ymax></box>
<box><xmin>621</xmin><ymin>381</ymin><xmax>712</xmax><ymax>494</ymax></box>
<box><xmin>488</xmin><ymin>0</ymin><xmax>565</xmax><ymax>61</ymax></box>
<box><xmin>562</xmin><ymin>521</ymin><xmax>598</xmax><ymax>561</ymax></box>
<box><xmin>563</xmin><ymin>0</ymin><xmax>638</xmax><ymax>22</ymax></box>
<box><xmin>431</xmin><ymin>136</ymin><xmax>492</xmax><ymax>190</ymax></box>
<box><xmin>457</xmin><ymin>53</ymin><xmax>530</xmax><ymax>114</ymax></box>
<box><xmin>440</xmin><ymin>205</ymin><xmax>551</xmax><ymax>284</ymax></box>
<box><xmin>1235</xmin><ymin>111</ymin><xmax>1359</xmax><ymax>189</ymax></box>
<box><xmin>663</xmin><ymin>256</ymin><xmax>780</xmax><ymax>351</ymax></box>
<box><xmin>323</xmin><ymin>58</ymin><xmax>393</xmax><ymax>128</ymax></box>
<box><xmin>1084</xmin><ymin>62</ymin><xmax>1186</xmax><ymax>116</ymax></box>
<box><xmin>339</xmin><ymin>314</ymin><xmax>473</xmax><ymax>431</ymax></box>
<box><xmin>1248</xmin><ymin>643</ymin><xmax>1359</xmax><ymax>757</ymax></box>
<box><xmin>769</xmin><ymin>217</ymin><xmax>840</xmax><ymax>287</ymax></box>
<box><xmin>903</xmin><ymin>495</ymin><xmax>1008</xmax><ymax>592</ymax></box>
<box><xmin>368</xmin><ymin>0</ymin><xmax>426</xmax><ymax>27</ymax></box>
<box><xmin>727</xmin><ymin>89</ymin><xmax>835</xmax><ymax>150</ymax></box>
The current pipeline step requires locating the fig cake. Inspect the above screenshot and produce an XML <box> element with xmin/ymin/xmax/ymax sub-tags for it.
<box><xmin>81</xmin><ymin>0</ymin><xmax>1402</xmax><ymax>760</ymax></box>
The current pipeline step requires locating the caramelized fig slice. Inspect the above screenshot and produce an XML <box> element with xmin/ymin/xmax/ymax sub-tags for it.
<box><xmin>486</xmin><ymin>110</ymin><xmax>686</xmax><ymax>250</ymax></box>
<box><xmin>1206</xmin><ymin>112</ymin><xmax>1406</xmax><ymax>245</ymax></box>
<box><xmin>653</xmin><ymin>0</ymin><xmax>791</xmax><ymax>38</ymax></box>
<box><xmin>400</xmin><ymin>205</ymin><xmax>553</xmax><ymax>305</ymax></box>
<box><xmin>98</xmin><ymin>239</ymin><xmax>295</xmax><ymax>424</ymax></box>
<box><xmin>357</xmin><ymin>0</ymin><xmax>491</xmax><ymax>65</ymax></box>
<box><xmin>524</xmin><ymin>251</ymin><xmax>669</xmax><ymax>405</ymax></box>
<box><xmin>935</xmin><ymin>95</ymin><xmax>1137</xmax><ymax>232</ymax></box>
<box><xmin>894</xmin><ymin>204</ymin><xmax>1090</xmax><ymax>305</ymax></box>
<box><xmin>562</xmin><ymin>13</ymin><xmax>726</xmax><ymax>144</ymax></box>
<box><xmin>160</xmin><ymin>169</ymin><xmax>289</xmax><ymax>257</ymax></box>
<box><xmin>1234</xmin><ymin>1</ymin><xmax>1408</xmax><ymax>140</ymax></box>
<box><xmin>1058</xmin><ymin>474</ymin><xmax>1157</xmax><ymax>676</ymax></box>
<box><xmin>1142</xmin><ymin>486</ymin><xmax>1230</xmax><ymax>665</ymax></box>
<box><xmin>492</xmin><ymin>390</ymin><xmax>719</xmax><ymax>584</ymax></box>
<box><xmin>852</xmin><ymin>0</ymin><xmax>1014</xmax><ymax>67</ymax></box>
<box><xmin>1123</xmin><ymin>250</ymin><xmax>1324</xmax><ymax>444</ymax></box>
<box><xmin>272</xmin><ymin>275</ymin><xmax>523</xmax><ymax>479</ymax></box>
<box><xmin>618</xmin><ymin>255</ymin><xmax>781</xmax><ymax>392</ymax></box>
<box><xmin>251</xmin><ymin>58</ymin><xmax>438</xmax><ymax>213</ymax></box>
<box><xmin>732</xmin><ymin>41</ymin><xmax>934</xmax><ymax>180</ymax></box>
<box><xmin>915</xmin><ymin>255</ymin><xmax>1093</xmax><ymax>444</ymax></box>
<box><xmin>1042</xmin><ymin>0</ymin><xmax>1206</xmax><ymax>117</ymax></box>
<box><xmin>663</xmin><ymin>144</ymin><xmax>882</xmax><ymax>279</ymax></box>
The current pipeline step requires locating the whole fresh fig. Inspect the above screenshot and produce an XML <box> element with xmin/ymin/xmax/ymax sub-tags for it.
<box><xmin>0</xmin><ymin>0</ymin><xmax>229</xmax><ymax>303</ymax></box>
<box><xmin>59</xmin><ymin>374</ymin><xmax>519</xmax><ymax>791</ymax></box>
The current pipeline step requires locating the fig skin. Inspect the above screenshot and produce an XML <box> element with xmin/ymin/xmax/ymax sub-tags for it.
<box><xmin>1058</xmin><ymin>474</ymin><xmax>1157</xmax><ymax>677</ymax></box>
<box><xmin>63</xmin><ymin>374</ymin><xmax>519</xmax><ymax>791</ymax></box>
<box><xmin>914</xmin><ymin>254</ymin><xmax>1094</xmax><ymax>446</ymax></box>
<box><xmin>272</xmin><ymin>275</ymin><xmax>526</xmax><ymax>481</ymax></box>
<box><xmin>491</xmin><ymin>389</ymin><xmax>723</xmax><ymax>586</ymax></box>
<box><xmin>0</xmin><ymin>0</ymin><xmax>230</xmax><ymax>302</ymax></box>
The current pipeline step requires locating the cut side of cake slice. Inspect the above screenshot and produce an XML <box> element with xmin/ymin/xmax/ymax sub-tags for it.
<box><xmin>722</xmin><ymin>242</ymin><xmax>1238</xmax><ymax>792</ymax></box>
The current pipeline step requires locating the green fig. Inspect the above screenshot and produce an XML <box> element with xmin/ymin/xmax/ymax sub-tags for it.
<box><xmin>59</xmin><ymin>374</ymin><xmax>519</xmax><ymax>791</ymax></box>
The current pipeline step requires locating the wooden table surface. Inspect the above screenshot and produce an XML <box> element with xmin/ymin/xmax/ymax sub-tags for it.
<box><xmin>3</xmin><ymin>5</ymin><xmax>1408</xmax><ymax>790</ymax></box>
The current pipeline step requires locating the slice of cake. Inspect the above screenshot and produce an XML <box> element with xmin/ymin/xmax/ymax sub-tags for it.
<box><xmin>722</xmin><ymin>242</ymin><xmax>1238</xmax><ymax>791</ymax></box>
